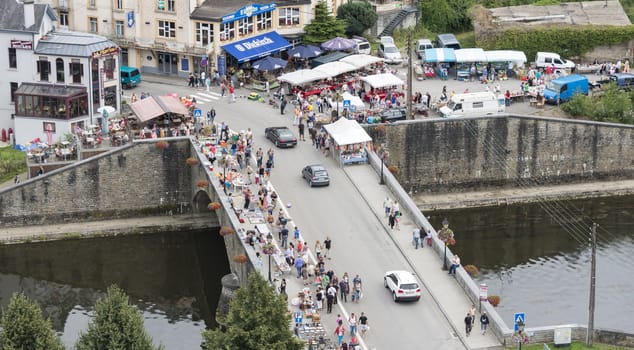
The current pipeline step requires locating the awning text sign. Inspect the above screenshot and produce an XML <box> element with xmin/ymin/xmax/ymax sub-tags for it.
<box><xmin>11</xmin><ymin>40</ymin><xmax>33</xmax><ymax>49</ymax></box>
<box><xmin>222</xmin><ymin>3</ymin><xmax>276</xmax><ymax>24</ymax></box>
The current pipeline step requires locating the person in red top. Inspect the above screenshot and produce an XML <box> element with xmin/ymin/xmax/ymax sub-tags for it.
<box><xmin>229</xmin><ymin>83</ymin><xmax>236</xmax><ymax>103</ymax></box>
<box><xmin>505</xmin><ymin>90</ymin><xmax>511</xmax><ymax>107</ymax></box>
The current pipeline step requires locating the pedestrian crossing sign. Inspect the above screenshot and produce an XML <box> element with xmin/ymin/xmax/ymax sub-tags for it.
<box><xmin>193</xmin><ymin>109</ymin><xmax>202</xmax><ymax>118</ymax></box>
<box><xmin>514</xmin><ymin>312</ymin><xmax>525</xmax><ymax>331</ymax></box>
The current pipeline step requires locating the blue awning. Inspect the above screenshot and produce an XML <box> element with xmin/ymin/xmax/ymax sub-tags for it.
<box><xmin>222</xmin><ymin>32</ymin><xmax>291</xmax><ymax>63</ymax></box>
<box><xmin>424</xmin><ymin>48</ymin><xmax>456</xmax><ymax>63</ymax></box>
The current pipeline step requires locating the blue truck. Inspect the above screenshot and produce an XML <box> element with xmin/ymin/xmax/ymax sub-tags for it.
<box><xmin>543</xmin><ymin>74</ymin><xmax>589</xmax><ymax>104</ymax></box>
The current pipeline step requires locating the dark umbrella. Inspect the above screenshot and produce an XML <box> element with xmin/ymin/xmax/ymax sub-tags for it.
<box><xmin>288</xmin><ymin>45</ymin><xmax>323</xmax><ymax>59</ymax></box>
<box><xmin>321</xmin><ymin>37</ymin><xmax>356</xmax><ymax>51</ymax></box>
<box><xmin>252</xmin><ymin>56</ymin><xmax>288</xmax><ymax>71</ymax></box>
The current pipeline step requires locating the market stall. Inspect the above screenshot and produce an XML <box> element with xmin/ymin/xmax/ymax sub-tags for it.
<box><xmin>484</xmin><ymin>50</ymin><xmax>527</xmax><ymax>78</ymax></box>
<box><xmin>339</xmin><ymin>54</ymin><xmax>384</xmax><ymax>69</ymax></box>
<box><xmin>311</xmin><ymin>61</ymin><xmax>358</xmax><ymax>78</ymax></box>
<box><xmin>323</xmin><ymin>118</ymin><xmax>372</xmax><ymax>166</ymax></box>
<box><xmin>454</xmin><ymin>48</ymin><xmax>487</xmax><ymax>81</ymax></box>
<box><xmin>360</xmin><ymin>73</ymin><xmax>405</xmax><ymax>102</ymax></box>
<box><xmin>424</xmin><ymin>48</ymin><xmax>456</xmax><ymax>79</ymax></box>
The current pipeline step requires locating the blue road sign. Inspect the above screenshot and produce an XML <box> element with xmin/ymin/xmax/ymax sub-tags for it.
<box><xmin>193</xmin><ymin>109</ymin><xmax>202</xmax><ymax>118</ymax></box>
<box><xmin>294</xmin><ymin>311</ymin><xmax>303</xmax><ymax>324</ymax></box>
<box><xmin>514</xmin><ymin>312</ymin><xmax>525</xmax><ymax>332</ymax></box>
<box><xmin>342</xmin><ymin>99</ymin><xmax>351</xmax><ymax>109</ymax></box>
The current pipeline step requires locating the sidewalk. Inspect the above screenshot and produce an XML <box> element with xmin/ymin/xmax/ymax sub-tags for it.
<box><xmin>343</xmin><ymin>165</ymin><xmax>504</xmax><ymax>350</ymax></box>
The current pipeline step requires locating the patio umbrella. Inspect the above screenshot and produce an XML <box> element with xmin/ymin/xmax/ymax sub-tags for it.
<box><xmin>321</xmin><ymin>37</ymin><xmax>356</xmax><ymax>51</ymax></box>
<box><xmin>252</xmin><ymin>56</ymin><xmax>288</xmax><ymax>71</ymax></box>
<box><xmin>288</xmin><ymin>45</ymin><xmax>323</xmax><ymax>59</ymax></box>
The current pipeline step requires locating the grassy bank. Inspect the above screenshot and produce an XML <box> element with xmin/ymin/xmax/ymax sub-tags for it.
<box><xmin>523</xmin><ymin>342</ymin><xmax>634</xmax><ymax>350</ymax></box>
<box><xmin>0</xmin><ymin>146</ymin><xmax>26</xmax><ymax>183</ymax></box>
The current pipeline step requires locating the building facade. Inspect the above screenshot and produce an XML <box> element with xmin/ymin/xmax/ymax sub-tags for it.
<box><xmin>0</xmin><ymin>0</ymin><xmax>57</xmax><ymax>138</ymax></box>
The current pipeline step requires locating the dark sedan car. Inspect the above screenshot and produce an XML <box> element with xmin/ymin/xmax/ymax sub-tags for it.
<box><xmin>301</xmin><ymin>164</ymin><xmax>330</xmax><ymax>187</ymax></box>
<box><xmin>380</xmin><ymin>108</ymin><xmax>407</xmax><ymax>123</ymax></box>
<box><xmin>265</xmin><ymin>127</ymin><xmax>297</xmax><ymax>148</ymax></box>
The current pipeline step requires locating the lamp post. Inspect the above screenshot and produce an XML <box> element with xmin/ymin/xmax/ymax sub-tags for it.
<box><xmin>263</xmin><ymin>232</ymin><xmax>274</xmax><ymax>282</ymax></box>
<box><xmin>220</xmin><ymin>149</ymin><xmax>229</xmax><ymax>195</ymax></box>
<box><xmin>379</xmin><ymin>145</ymin><xmax>389</xmax><ymax>185</ymax></box>
<box><xmin>438</xmin><ymin>218</ymin><xmax>455</xmax><ymax>270</ymax></box>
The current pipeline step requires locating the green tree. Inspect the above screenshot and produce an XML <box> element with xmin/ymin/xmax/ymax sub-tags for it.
<box><xmin>337</xmin><ymin>1</ymin><xmax>378</xmax><ymax>36</ymax></box>
<box><xmin>0</xmin><ymin>292</ymin><xmax>64</xmax><ymax>350</ymax></box>
<box><xmin>201</xmin><ymin>273</ymin><xmax>303</xmax><ymax>350</ymax></box>
<box><xmin>419</xmin><ymin>0</ymin><xmax>474</xmax><ymax>33</ymax></box>
<box><xmin>303</xmin><ymin>0</ymin><xmax>347</xmax><ymax>44</ymax></box>
<box><xmin>75</xmin><ymin>285</ymin><xmax>159</xmax><ymax>350</ymax></box>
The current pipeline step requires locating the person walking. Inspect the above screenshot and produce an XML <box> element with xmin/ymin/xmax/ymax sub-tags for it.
<box><xmin>294</xmin><ymin>255</ymin><xmax>304</xmax><ymax>279</ymax></box>
<box><xmin>465</xmin><ymin>313</ymin><xmax>473</xmax><ymax>336</ymax></box>
<box><xmin>339</xmin><ymin>277</ymin><xmax>349</xmax><ymax>303</ymax></box>
<box><xmin>469</xmin><ymin>304</ymin><xmax>477</xmax><ymax>326</ymax></box>
<box><xmin>280</xmin><ymin>97</ymin><xmax>287</xmax><ymax>115</ymax></box>
<box><xmin>298</xmin><ymin>122</ymin><xmax>305</xmax><ymax>141</ymax></box>
<box><xmin>326</xmin><ymin>285</ymin><xmax>335</xmax><ymax>313</ymax></box>
<box><xmin>229</xmin><ymin>83</ymin><xmax>236</xmax><ymax>103</ymax></box>
<box><xmin>480</xmin><ymin>311</ymin><xmax>490</xmax><ymax>335</ymax></box>
<box><xmin>412</xmin><ymin>227</ymin><xmax>421</xmax><ymax>249</ymax></box>
<box><xmin>449</xmin><ymin>254</ymin><xmax>461</xmax><ymax>275</ymax></box>
<box><xmin>383</xmin><ymin>197</ymin><xmax>391</xmax><ymax>217</ymax></box>
<box><xmin>388</xmin><ymin>210</ymin><xmax>396</xmax><ymax>230</ymax></box>
<box><xmin>348</xmin><ymin>313</ymin><xmax>358</xmax><ymax>336</ymax></box>
<box><xmin>359</xmin><ymin>312</ymin><xmax>369</xmax><ymax>337</ymax></box>
<box><xmin>324</xmin><ymin>236</ymin><xmax>332</xmax><ymax>259</ymax></box>
<box><xmin>351</xmin><ymin>274</ymin><xmax>362</xmax><ymax>303</ymax></box>
<box><xmin>334</xmin><ymin>324</ymin><xmax>345</xmax><ymax>346</ymax></box>
<box><xmin>280</xmin><ymin>226</ymin><xmax>289</xmax><ymax>249</ymax></box>
<box><xmin>314</xmin><ymin>240</ymin><xmax>323</xmax><ymax>259</ymax></box>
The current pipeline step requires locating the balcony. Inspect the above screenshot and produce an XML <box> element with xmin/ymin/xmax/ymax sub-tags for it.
<box><xmin>57</xmin><ymin>0</ymin><xmax>70</xmax><ymax>11</ymax></box>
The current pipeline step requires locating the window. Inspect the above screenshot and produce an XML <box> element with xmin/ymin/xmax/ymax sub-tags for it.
<box><xmin>278</xmin><ymin>7</ymin><xmax>300</xmax><ymax>26</ymax></box>
<box><xmin>256</xmin><ymin>12</ymin><xmax>272</xmax><ymax>31</ymax></box>
<box><xmin>157</xmin><ymin>0</ymin><xmax>175</xmax><ymax>12</ymax></box>
<box><xmin>89</xmin><ymin>0</ymin><xmax>96</xmax><ymax>8</ymax></box>
<box><xmin>115</xmin><ymin>20</ymin><xmax>124</xmax><ymax>36</ymax></box>
<box><xmin>70</xmin><ymin>61</ymin><xmax>83</xmax><ymax>84</ymax></box>
<box><xmin>115</xmin><ymin>0</ymin><xmax>122</xmax><ymax>10</ymax></box>
<box><xmin>9</xmin><ymin>48</ymin><xmax>17</xmax><ymax>68</ymax></box>
<box><xmin>10</xmin><ymin>82</ymin><xmax>18</xmax><ymax>103</ymax></box>
<box><xmin>195</xmin><ymin>22</ymin><xmax>213</xmax><ymax>47</ymax></box>
<box><xmin>37</xmin><ymin>58</ymin><xmax>51</xmax><ymax>81</ymax></box>
<box><xmin>220</xmin><ymin>22</ymin><xmax>235</xmax><ymax>41</ymax></box>
<box><xmin>59</xmin><ymin>11</ymin><xmax>68</xmax><ymax>26</ymax></box>
<box><xmin>104</xmin><ymin>57</ymin><xmax>115</xmax><ymax>80</ymax></box>
<box><xmin>56</xmin><ymin>58</ymin><xmax>65</xmax><ymax>83</ymax></box>
<box><xmin>89</xmin><ymin>17</ymin><xmax>98</xmax><ymax>33</ymax></box>
<box><xmin>158</xmin><ymin>20</ymin><xmax>175</xmax><ymax>38</ymax></box>
<box><xmin>237</xmin><ymin>16</ymin><xmax>253</xmax><ymax>36</ymax></box>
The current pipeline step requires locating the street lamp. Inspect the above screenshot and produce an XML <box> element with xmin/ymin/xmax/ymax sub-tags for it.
<box><xmin>263</xmin><ymin>232</ymin><xmax>275</xmax><ymax>282</ymax></box>
<box><xmin>379</xmin><ymin>145</ymin><xmax>389</xmax><ymax>185</ymax></box>
<box><xmin>219</xmin><ymin>149</ymin><xmax>229</xmax><ymax>195</ymax></box>
<box><xmin>438</xmin><ymin>218</ymin><xmax>455</xmax><ymax>270</ymax></box>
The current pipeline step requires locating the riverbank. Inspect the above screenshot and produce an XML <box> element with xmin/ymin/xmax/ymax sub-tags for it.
<box><xmin>413</xmin><ymin>179</ymin><xmax>634</xmax><ymax>211</ymax></box>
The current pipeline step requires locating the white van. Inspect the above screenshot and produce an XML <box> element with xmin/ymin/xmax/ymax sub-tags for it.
<box><xmin>353</xmin><ymin>38</ymin><xmax>371</xmax><ymax>55</ymax></box>
<box><xmin>535</xmin><ymin>52</ymin><xmax>575</xmax><ymax>71</ymax></box>
<box><xmin>416</xmin><ymin>39</ymin><xmax>433</xmax><ymax>59</ymax></box>
<box><xmin>439</xmin><ymin>92</ymin><xmax>505</xmax><ymax>118</ymax></box>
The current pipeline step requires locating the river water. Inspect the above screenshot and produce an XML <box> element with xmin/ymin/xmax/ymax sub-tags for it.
<box><xmin>427</xmin><ymin>195</ymin><xmax>634</xmax><ymax>333</ymax></box>
<box><xmin>0</xmin><ymin>228</ymin><xmax>229</xmax><ymax>349</ymax></box>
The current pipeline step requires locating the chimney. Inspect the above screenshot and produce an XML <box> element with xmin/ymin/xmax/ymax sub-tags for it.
<box><xmin>24</xmin><ymin>0</ymin><xmax>35</xmax><ymax>29</ymax></box>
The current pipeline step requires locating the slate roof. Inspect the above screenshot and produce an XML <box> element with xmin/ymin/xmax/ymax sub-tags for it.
<box><xmin>0</xmin><ymin>1</ymin><xmax>57</xmax><ymax>32</ymax></box>
<box><xmin>35</xmin><ymin>31</ymin><xmax>118</xmax><ymax>57</ymax></box>
<box><xmin>191</xmin><ymin>0</ymin><xmax>311</xmax><ymax>21</ymax></box>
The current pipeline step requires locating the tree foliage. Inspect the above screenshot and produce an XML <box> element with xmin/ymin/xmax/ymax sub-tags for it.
<box><xmin>336</xmin><ymin>1</ymin><xmax>377</xmax><ymax>36</ymax></box>
<box><xmin>75</xmin><ymin>285</ymin><xmax>159</xmax><ymax>350</ymax></box>
<box><xmin>561</xmin><ymin>83</ymin><xmax>634</xmax><ymax>124</ymax></box>
<box><xmin>0</xmin><ymin>293</ymin><xmax>64</xmax><ymax>350</ymax></box>
<box><xmin>201</xmin><ymin>273</ymin><xmax>303</xmax><ymax>350</ymax></box>
<box><xmin>419</xmin><ymin>0</ymin><xmax>474</xmax><ymax>33</ymax></box>
<box><xmin>303</xmin><ymin>0</ymin><xmax>347</xmax><ymax>44</ymax></box>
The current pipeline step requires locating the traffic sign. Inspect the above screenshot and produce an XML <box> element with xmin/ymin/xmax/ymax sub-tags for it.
<box><xmin>514</xmin><ymin>312</ymin><xmax>525</xmax><ymax>332</ymax></box>
<box><xmin>479</xmin><ymin>283</ymin><xmax>488</xmax><ymax>301</ymax></box>
<box><xmin>294</xmin><ymin>311</ymin><xmax>303</xmax><ymax>324</ymax></box>
<box><xmin>193</xmin><ymin>109</ymin><xmax>202</xmax><ymax>118</ymax></box>
<box><xmin>342</xmin><ymin>99</ymin><xmax>351</xmax><ymax>109</ymax></box>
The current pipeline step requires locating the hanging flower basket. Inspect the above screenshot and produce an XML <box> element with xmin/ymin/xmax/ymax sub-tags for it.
<box><xmin>186</xmin><ymin>157</ymin><xmax>200</xmax><ymax>167</ymax></box>
<box><xmin>155</xmin><ymin>140</ymin><xmax>169</xmax><ymax>149</ymax></box>
<box><xmin>446</xmin><ymin>237</ymin><xmax>456</xmax><ymax>246</ymax></box>
<box><xmin>463</xmin><ymin>264</ymin><xmax>479</xmax><ymax>276</ymax></box>
<box><xmin>438</xmin><ymin>227</ymin><xmax>454</xmax><ymax>242</ymax></box>
<box><xmin>196</xmin><ymin>180</ymin><xmax>209</xmax><ymax>188</ymax></box>
<box><xmin>262</xmin><ymin>242</ymin><xmax>276</xmax><ymax>255</ymax></box>
<box><xmin>233</xmin><ymin>254</ymin><xmax>248</xmax><ymax>264</ymax></box>
<box><xmin>487</xmin><ymin>295</ymin><xmax>501</xmax><ymax>307</ymax></box>
<box><xmin>388</xmin><ymin>165</ymin><xmax>399</xmax><ymax>175</ymax></box>
<box><xmin>219</xmin><ymin>226</ymin><xmax>235</xmax><ymax>236</ymax></box>
<box><xmin>207</xmin><ymin>202</ymin><xmax>221</xmax><ymax>211</ymax></box>
<box><xmin>374</xmin><ymin>124</ymin><xmax>387</xmax><ymax>135</ymax></box>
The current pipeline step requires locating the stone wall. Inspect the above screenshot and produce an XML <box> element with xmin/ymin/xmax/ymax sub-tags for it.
<box><xmin>0</xmin><ymin>138</ymin><xmax>195</xmax><ymax>227</ymax></box>
<box><xmin>367</xmin><ymin>115</ymin><xmax>634</xmax><ymax>194</ymax></box>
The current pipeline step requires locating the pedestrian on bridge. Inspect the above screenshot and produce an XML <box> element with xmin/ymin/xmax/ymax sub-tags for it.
<box><xmin>465</xmin><ymin>313</ymin><xmax>473</xmax><ymax>336</ymax></box>
<box><xmin>324</xmin><ymin>236</ymin><xmax>332</xmax><ymax>259</ymax></box>
<box><xmin>359</xmin><ymin>312</ymin><xmax>369</xmax><ymax>337</ymax></box>
<box><xmin>480</xmin><ymin>311</ymin><xmax>490</xmax><ymax>335</ymax></box>
<box><xmin>413</xmin><ymin>227</ymin><xmax>421</xmax><ymax>249</ymax></box>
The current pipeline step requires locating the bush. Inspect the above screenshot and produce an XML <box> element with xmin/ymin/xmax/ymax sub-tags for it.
<box><xmin>487</xmin><ymin>295</ymin><xmax>501</xmax><ymax>307</ymax></box>
<box><xmin>463</xmin><ymin>264</ymin><xmax>480</xmax><ymax>276</ymax></box>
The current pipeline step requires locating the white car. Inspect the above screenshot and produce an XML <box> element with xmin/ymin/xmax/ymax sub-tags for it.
<box><xmin>383</xmin><ymin>270</ymin><xmax>421</xmax><ymax>302</ymax></box>
<box><xmin>378</xmin><ymin>36</ymin><xmax>403</xmax><ymax>64</ymax></box>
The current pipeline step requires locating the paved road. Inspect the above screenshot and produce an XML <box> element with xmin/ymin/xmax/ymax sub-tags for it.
<box><xmin>134</xmin><ymin>75</ymin><xmax>506</xmax><ymax>349</ymax></box>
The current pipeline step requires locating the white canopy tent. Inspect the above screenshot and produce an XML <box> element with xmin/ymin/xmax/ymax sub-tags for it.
<box><xmin>332</xmin><ymin>92</ymin><xmax>366</xmax><ymax>111</ymax></box>
<box><xmin>484</xmin><ymin>50</ymin><xmax>527</xmax><ymax>65</ymax></box>
<box><xmin>277</xmin><ymin>69</ymin><xmax>327</xmax><ymax>85</ymax></box>
<box><xmin>455</xmin><ymin>48</ymin><xmax>487</xmax><ymax>63</ymax></box>
<box><xmin>339</xmin><ymin>54</ymin><xmax>384</xmax><ymax>69</ymax></box>
<box><xmin>360</xmin><ymin>73</ymin><xmax>404</xmax><ymax>88</ymax></box>
<box><xmin>323</xmin><ymin>117</ymin><xmax>372</xmax><ymax>146</ymax></box>
<box><xmin>312</xmin><ymin>61</ymin><xmax>358</xmax><ymax>78</ymax></box>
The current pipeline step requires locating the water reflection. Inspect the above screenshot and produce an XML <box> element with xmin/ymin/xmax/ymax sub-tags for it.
<box><xmin>0</xmin><ymin>229</ymin><xmax>229</xmax><ymax>349</ymax></box>
<box><xmin>427</xmin><ymin>195</ymin><xmax>634</xmax><ymax>333</ymax></box>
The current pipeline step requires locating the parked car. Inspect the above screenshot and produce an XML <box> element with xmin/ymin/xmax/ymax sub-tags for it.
<box><xmin>608</xmin><ymin>73</ymin><xmax>634</xmax><ymax>89</ymax></box>
<box><xmin>301</xmin><ymin>164</ymin><xmax>330</xmax><ymax>187</ymax></box>
<box><xmin>378</xmin><ymin>36</ymin><xmax>403</xmax><ymax>64</ymax></box>
<box><xmin>380</xmin><ymin>108</ymin><xmax>407</xmax><ymax>123</ymax></box>
<box><xmin>384</xmin><ymin>270</ymin><xmax>421</xmax><ymax>302</ymax></box>
<box><xmin>543</xmin><ymin>74</ymin><xmax>589</xmax><ymax>104</ymax></box>
<box><xmin>120</xmin><ymin>66</ymin><xmax>141</xmax><ymax>89</ymax></box>
<box><xmin>416</xmin><ymin>39</ymin><xmax>433</xmax><ymax>59</ymax></box>
<box><xmin>435</xmin><ymin>33</ymin><xmax>461</xmax><ymax>50</ymax></box>
<box><xmin>353</xmin><ymin>37</ymin><xmax>371</xmax><ymax>55</ymax></box>
<box><xmin>265</xmin><ymin>127</ymin><xmax>297</xmax><ymax>148</ymax></box>
<box><xmin>535</xmin><ymin>52</ymin><xmax>575</xmax><ymax>72</ymax></box>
